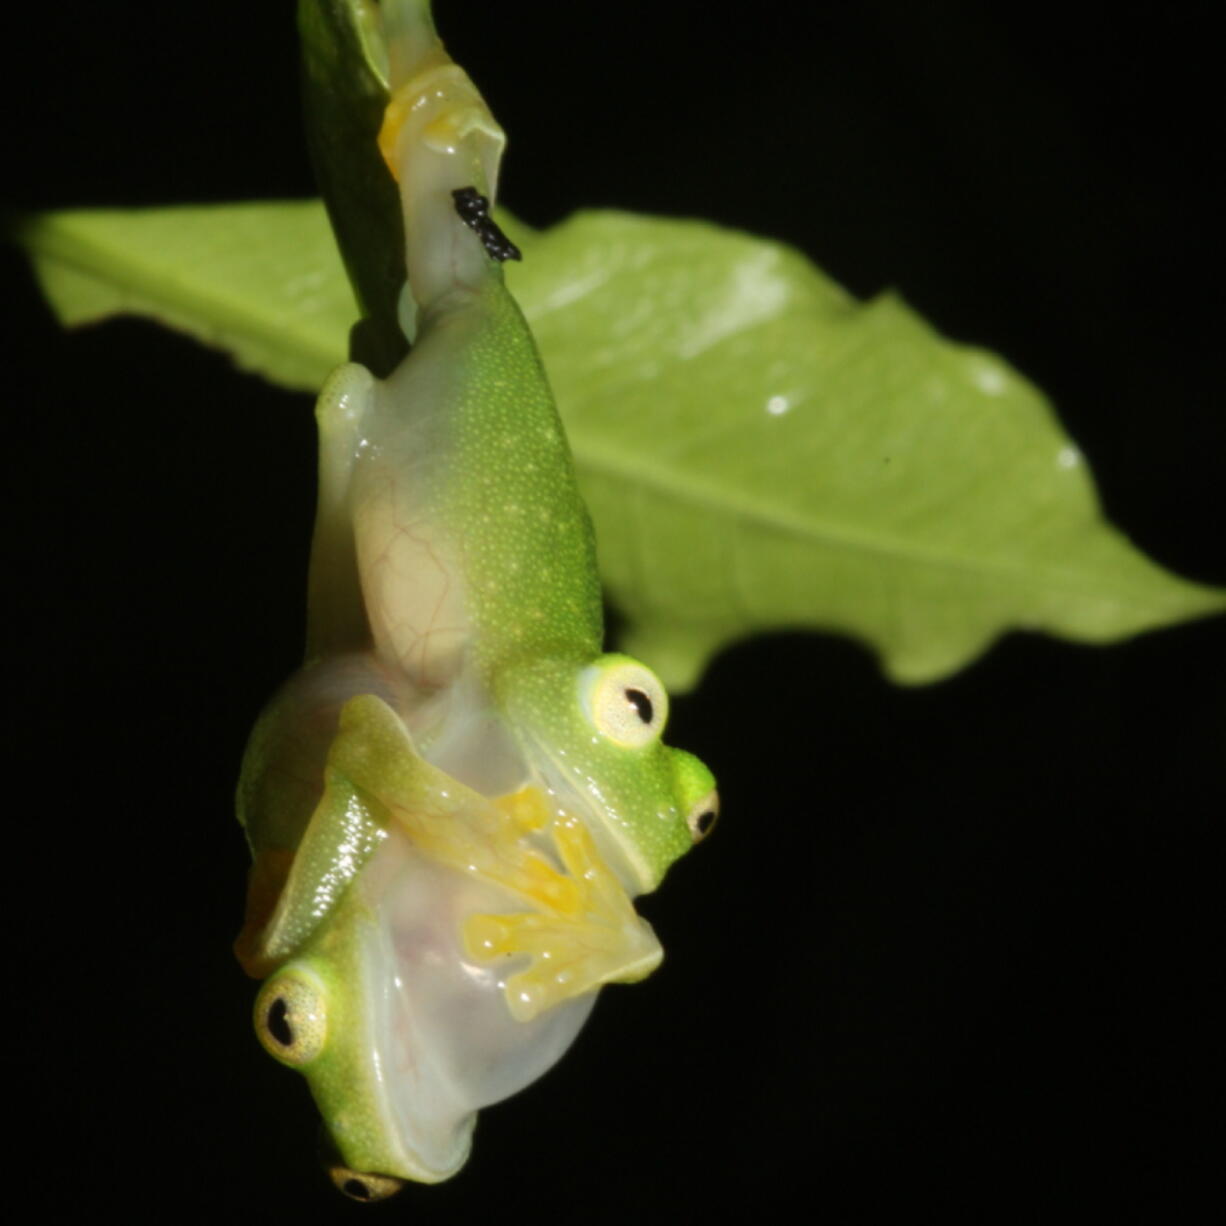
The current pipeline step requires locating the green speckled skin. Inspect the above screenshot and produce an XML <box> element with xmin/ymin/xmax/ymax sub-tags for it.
<box><xmin>338</xmin><ymin>257</ymin><xmax>713</xmax><ymax>887</ymax></box>
<box><xmin>365</xmin><ymin>269</ymin><xmax>715</xmax><ymax>881</ymax></box>
<box><xmin>407</xmin><ymin>277</ymin><xmax>604</xmax><ymax>676</ymax></box>
<box><xmin>236</xmin><ymin>0</ymin><xmax>717</xmax><ymax>1194</ymax></box>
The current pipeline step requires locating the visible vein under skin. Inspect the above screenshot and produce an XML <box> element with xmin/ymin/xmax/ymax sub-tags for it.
<box><xmin>370</xmin><ymin>284</ymin><xmax>603</xmax><ymax>683</ymax></box>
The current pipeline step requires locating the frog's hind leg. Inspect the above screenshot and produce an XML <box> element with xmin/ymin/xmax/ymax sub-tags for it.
<box><xmin>308</xmin><ymin>363</ymin><xmax>377</xmax><ymax>658</ymax></box>
<box><xmin>377</xmin><ymin>0</ymin><xmax>508</xmax><ymax>315</ymax></box>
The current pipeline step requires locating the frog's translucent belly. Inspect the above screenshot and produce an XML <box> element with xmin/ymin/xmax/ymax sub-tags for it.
<box><xmin>352</xmin><ymin>466</ymin><xmax>468</xmax><ymax>694</ymax></box>
<box><xmin>348</xmin><ymin>308</ymin><xmax>482</xmax><ymax>694</ymax></box>
<box><xmin>352</xmin><ymin>827</ymin><xmax>595</xmax><ymax>1178</ymax></box>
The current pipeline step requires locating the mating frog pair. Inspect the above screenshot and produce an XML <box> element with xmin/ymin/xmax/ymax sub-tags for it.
<box><xmin>236</xmin><ymin>0</ymin><xmax>716</xmax><ymax>1198</ymax></box>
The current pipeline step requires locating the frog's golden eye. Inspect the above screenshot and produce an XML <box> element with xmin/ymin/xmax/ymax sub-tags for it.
<box><xmin>581</xmin><ymin>657</ymin><xmax>669</xmax><ymax>748</ymax></box>
<box><xmin>327</xmin><ymin>1165</ymin><xmax>405</xmax><ymax>1203</ymax></box>
<box><xmin>254</xmin><ymin>972</ymin><xmax>326</xmax><ymax>1067</ymax></box>
<box><xmin>686</xmin><ymin>789</ymin><xmax>720</xmax><ymax>844</ymax></box>
<box><xmin>317</xmin><ymin>1126</ymin><xmax>405</xmax><ymax>1201</ymax></box>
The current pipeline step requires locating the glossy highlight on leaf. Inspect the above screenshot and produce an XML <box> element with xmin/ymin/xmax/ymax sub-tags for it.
<box><xmin>15</xmin><ymin>201</ymin><xmax>1224</xmax><ymax>687</ymax></box>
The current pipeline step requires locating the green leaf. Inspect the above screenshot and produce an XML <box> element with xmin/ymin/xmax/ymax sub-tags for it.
<box><xmin>297</xmin><ymin>0</ymin><xmax>407</xmax><ymax>375</ymax></box>
<box><xmin>15</xmin><ymin>202</ymin><xmax>1224</xmax><ymax>686</ymax></box>
<box><xmin>509</xmin><ymin>212</ymin><xmax>1226</xmax><ymax>685</ymax></box>
<box><xmin>15</xmin><ymin>202</ymin><xmax>355</xmax><ymax>391</ymax></box>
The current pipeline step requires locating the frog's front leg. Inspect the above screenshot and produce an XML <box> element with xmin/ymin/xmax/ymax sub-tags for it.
<box><xmin>329</xmin><ymin>694</ymin><xmax>663</xmax><ymax>1023</ymax></box>
<box><xmin>464</xmin><ymin>795</ymin><xmax>665</xmax><ymax>1023</ymax></box>
<box><xmin>310</xmin><ymin>360</ymin><xmax>476</xmax><ymax>701</ymax></box>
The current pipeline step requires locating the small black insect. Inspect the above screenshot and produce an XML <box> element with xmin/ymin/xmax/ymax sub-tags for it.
<box><xmin>452</xmin><ymin>186</ymin><xmax>522</xmax><ymax>262</ymax></box>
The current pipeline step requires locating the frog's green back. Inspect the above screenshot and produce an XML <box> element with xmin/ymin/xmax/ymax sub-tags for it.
<box><xmin>329</xmin><ymin>1</ymin><xmax>604</xmax><ymax>687</ymax></box>
<box><xmin>420</xmin><ymin>278</ymin><xmax>604</xmax><ymax>676</ymax></box>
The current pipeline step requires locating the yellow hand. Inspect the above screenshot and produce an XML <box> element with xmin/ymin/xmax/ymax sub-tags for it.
<box><xmin>465</xmin><ymin>795</ymin><xmax>663</xmax><ymax>1022</ymax></box>
<box><xmin>330</xmin><ymin>696</ymin><xmax>661</xmax><ymax>1022</ymax></box>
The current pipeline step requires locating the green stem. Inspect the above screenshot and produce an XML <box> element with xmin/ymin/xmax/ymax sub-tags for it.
<box><xmin>298</xmin><ymin>0</ymin><xmax>406</xmax><ymax>375</ymax></box>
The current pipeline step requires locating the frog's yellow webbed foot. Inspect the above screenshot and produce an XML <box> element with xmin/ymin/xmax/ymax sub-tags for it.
<box><xmin>373</xmin><ymin>24</ymin><xmax>507</xmax><ymax>313</ymax></box>
<box><xmin>329</xmin><ymin>697</ymin><xmax>662</xmax><ymax>1023</ymax></box>
<box><xmin>376</xmin><ymin>59</ymin><xmax>504</xmax><ymax>187</ymax></box>
<box><xmin>464</xmin><ymin>793</ymin><xmax>663</xmax><ymax>1023</ymax></box>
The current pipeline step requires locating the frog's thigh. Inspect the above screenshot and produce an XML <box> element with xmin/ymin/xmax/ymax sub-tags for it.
<box><xmin>349</xmin><ymin>399</ymin><xmax>469</xmax><ymax>690</ymax></box>
<box><xmin>256</xmin><ymin>766</ymin><xmax>389</xmax><ymax>968</ymax></box>
<box><xmin>316</xmin><ymin>363</ymin><xmax>376</xmax><ymax>517</ymax></box>
<box><xmin>309</xmin><ymin>363</ymin><xmax>377</xmax><ymax>655</ymax></box>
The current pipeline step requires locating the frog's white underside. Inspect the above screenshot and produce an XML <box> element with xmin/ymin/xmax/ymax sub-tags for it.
<box><xmin>280</xmin><ymin>653</ymin><xmax>652</xmax><ymax>1181</ymax></box>
<box><xmin>351</xmin><ymin>826</ymin><xmax>596</xmax><ymax>1180</ymax></box>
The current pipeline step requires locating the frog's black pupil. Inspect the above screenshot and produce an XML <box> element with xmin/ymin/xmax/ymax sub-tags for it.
<box><xmin>267</xmin><ymin>996</ymin><xmax>294</xmax><ymax>1047</ymax></box>
<box><xmin>625</xmin><ymin>688</ymin><xmax>653</xmax><ymax>724</ymax></box>
<box><xmin>695</xmin><ymin>810</ymin><xmax>717</xmax><ymax>837</ymax></box>
<box><xmin>343</xmin><ymin>1179</ymin><xmax>372</xmax><ymax>1201</ymax></box>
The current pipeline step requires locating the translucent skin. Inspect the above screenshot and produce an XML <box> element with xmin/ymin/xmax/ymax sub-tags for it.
<box><xmin>236</xmin><ymin>0</ymin><xmax>716</xmax><ymax>1194</ymax></box>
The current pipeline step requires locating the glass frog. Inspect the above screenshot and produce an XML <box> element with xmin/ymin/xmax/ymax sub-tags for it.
<box><xmin>234</xmin><ymin>0</ymin><xmax>717</xmax><ymax>1201</ymax></box>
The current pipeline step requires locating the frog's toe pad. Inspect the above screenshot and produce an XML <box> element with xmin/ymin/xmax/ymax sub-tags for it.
<box><xmin>464</xmin><ymin>911</ymin><xmax>662</xmax><ymax>1022</ymax></box>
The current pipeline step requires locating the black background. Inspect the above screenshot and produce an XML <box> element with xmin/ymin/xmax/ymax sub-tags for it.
<box><xmin>5</xmin><ymin>2</ymin><xmax>1222</xmax><ymax>1221</ymax></box>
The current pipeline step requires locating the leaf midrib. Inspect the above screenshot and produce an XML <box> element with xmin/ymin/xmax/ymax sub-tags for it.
<box><xmin>569</xmin><ymin>428</ymin><xmax>1164</xmax><ymax>600</ymax></box>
